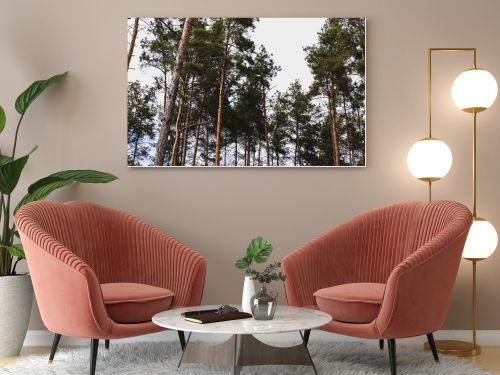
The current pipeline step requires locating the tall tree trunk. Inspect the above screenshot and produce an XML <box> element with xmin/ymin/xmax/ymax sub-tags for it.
<box><xmin>158</xmin><ymin>72</ymin><xmax>171</xmax><ymax>162</ymax></box>
<box><xmin>253</xmin><ymin>144</ymin><xmax>256</xmax><ymax>166</ymax></box>
<box><xmin>357</xmin><ymin>107</ymin><xmax>365</xmax><ymax>165</ymax></box>
<box><xmin>132</xmin><ymin>134</ymin><xmax>140</xmax><ymax>165</ymax></box>
<box><xmin>192</xmin><ymin>122</ymin><xmax>201</xmax><ymax>166</ymax></box>
<box><xmin>224</xmin><ymin>142</ymin><xmax>227</xmax><ymax>166</ymax></box>
<box><xmin>247</xmin><ymin>137</ymin><xmax>251</xmax><ymax>166</ymax></box>
<box><xmin>181</xmin><ymin>82</ymin><xmax>193</xmax><ymax>166</ymax></box>
<box><xmin>215</xmin><ymin>23</ymin><xmax>233</xmax><ymax>166</ymax></box>
<box><xmin>234</xmin><ymin>137</ymin><xmax>238</xmax><ymax>166</ymax></box>
<box><xmin>262</xmin><ymin>88</ymin><xmax>270</xmax><ymax>166</ymax></box>
<box><xmin>249</xmin><ymin>138</ymin><xmax>253</xmax><ymax>166</ymax></box>
<box><xmin>243</xmin><ymin>140</ymin><xmax>247</xmax><ymax>166</ymax></box>
<box><xmin>191</xmin><ymin>125</ymin><xmax>200</xmax><ymax>167</ymax></box>
<box><xmin>127</xmin><ymin>18</ymin><xmax>140</xmax><ymax>70</ymax></box>
<box><xmin>342</xmin><ymin>94</ymin><xmax>353</xmax><ymax>166</ymax></box>
<box><xmin>257</xmin><ymin>141</ymin><xmax>262</xmax><ymax>166</ymax></box>
<box><xmin>204</xmin><ymin>124</ymin><xmax>209</xmax><ymax>166</ymax></box>
<box><xmin>170</xmin><ymin>76</ymin><xmax>188</xmax><ymax>166</ymax></box>
<box><xmin>327</xmin><ymin>84</ymin><xmax>340</xmax><ymax>166</ymax></box>
<box><xmin>154</xmin><ymin>17</ymin><xmax>192</xmax><ymax>165</ymax></box>
<box><xmin>294</xmin><ymin>116</ymin><xmax>300</xmax><ymax>166</ymax></box>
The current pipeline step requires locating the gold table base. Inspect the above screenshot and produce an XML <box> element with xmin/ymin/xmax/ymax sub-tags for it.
<box><xmin>424</xmin><ymin>340</ymin><xmax>481</xmax><ymax>357</ymax></box>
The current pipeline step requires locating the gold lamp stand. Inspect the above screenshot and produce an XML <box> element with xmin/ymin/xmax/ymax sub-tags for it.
<box><xmin>422</xmin><ymin>48</ymin><xmax>487</xmax><ymax>357</ymax></box>
<box><xmin>425</xmin><ymin>108</ymin><xmax>482</xmax><ymax>357</ymax></box>
<box><xmin>424</xmin><ymin>258</ymin><xmax>481</xmax><ymax>356</ymax></box>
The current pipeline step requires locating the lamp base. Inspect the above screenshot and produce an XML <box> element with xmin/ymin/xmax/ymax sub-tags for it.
<box><xmin>423</xmin><ymin>340</ymin><xmax>481</xmax><ymax>357</ymax></box>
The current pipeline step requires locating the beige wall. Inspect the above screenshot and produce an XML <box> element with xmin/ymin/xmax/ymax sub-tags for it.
<box><xmin>2</xmin><ymin>0</ymin><xmax>500</xmax><ymax>331</ymax></box>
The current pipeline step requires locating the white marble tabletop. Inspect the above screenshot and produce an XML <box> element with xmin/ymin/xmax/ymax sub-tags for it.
<box><xmin>152</xmin><ymin>305</ymin><xmax>332</xmax><ymax>335</ymax></box>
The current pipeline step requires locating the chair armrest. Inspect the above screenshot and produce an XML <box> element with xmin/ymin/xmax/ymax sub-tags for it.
<box><xmin>126</xmin><ymin>219</ymin><xmax>206</xmax><ymax>307</ymax></box>
<box><xmin>283</xmin><ymin>220</ymin><xmax>358</xmax><ymax>307</ymax></box>
<box><xmin>17</xmin><ymin>230</ymin><xmax>111</xmax><ymax>339</ymax></box>
<box><xmin>375</xmin><ymin>227</ymin><xmax>470</xmax><ymax>338</ymax></box>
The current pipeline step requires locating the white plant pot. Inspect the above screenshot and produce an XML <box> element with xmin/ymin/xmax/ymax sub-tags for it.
<box><xmin>0</xmin><ymin>274</ymin><xmax>33</xmax><ymax>358</ymax></box>
<box><xmin>241</xmin><ymin>275</ymin><xmax>255</xmax><ymax>313</ymax></box>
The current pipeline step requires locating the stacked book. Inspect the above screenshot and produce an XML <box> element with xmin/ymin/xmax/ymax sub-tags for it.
<box><xmin>182</xmin><ymin>308</ymin><xmax>252</xmax><ymax>324</ymax></box>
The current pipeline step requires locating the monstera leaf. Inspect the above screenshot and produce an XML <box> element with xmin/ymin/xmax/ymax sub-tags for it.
<box><xmin>246</xmin><ymin>236</ymin><xmax>273</xmax><ymax>263</ymax></box>
<box><xmin>235</xmin><ymin>237</ymin><xmax>274</xmax><ymax>270</ymax></box>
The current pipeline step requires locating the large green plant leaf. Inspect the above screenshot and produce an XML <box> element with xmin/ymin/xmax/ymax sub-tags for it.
<box><xmin>15</xmin><ymin>72</ymin><xmax>67</xmax><ymax>115</ymax></box>
<box><xmin>0</xmin><ymin>147</ymin><xmax>37</xmax><ymax>194</ymax></box>
<box><xmin>0</xmin><ymin>155</ymin><xmax>13</xmax><ymax>165</ymax></box>
<box><xmin>0</xmin><ymin>244</ymin><xmax>24</xmax><ymax>260</ymax></box>
<box><xmin>14</xmin><ymin>169</ymin><xmax>118</xmax><ymax>213</ymax></box>
<box><xmin>0</xmin><ymin>105</ymin><xmax>5</xmax><ymax>134</ymax></box>
<box><xmin>28</xmin><ymin>170</ymin><xmax>117</xmax><ymax>193</ymax></box>
<box><xmin>235</xmin><ymin>258</ymin><xmax>250</xmax><ymax>269</ymax></box>
<box><xmin>245</xmin><ymin>237</ymin><xmax>273</xmax><ymax>264</ymax></box>
<box><xmin>16</xmin><ymin>180</ymin><xmax>73</xmax><ymax>211</ymax></box>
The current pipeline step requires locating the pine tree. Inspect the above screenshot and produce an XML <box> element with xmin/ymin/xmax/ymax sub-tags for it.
<box><xmin>211</xmin><ymin>18</ymin><xmax>257</xmax><ymax>165</ymax></box>
<box><xmin>305</xmin><ymin>18</ymin><xmax>365</xmax><ymax>166</ymax></box>
<box><xmin>252</xmin><ymin>46</ymin><xmax>281</xmax><ymax>165</ymax></box>
<box><xmin>154</xmin><ymin>18</ymin><xmax>193</xmax><ymax>166</ymax></box>
<box><xmin>269</xmin><ymin>92</ymin><xmax>291</xmax><ymax>166</ymax></box>
<box><xmin>127</xmin><ymin>81</ymin><xmax>157</xmax><ymax>166</ymax></box>
<box><xmin>127</xmin><ymin>18</ymin><xmax>140</xmax><ymax>70</ymax></box>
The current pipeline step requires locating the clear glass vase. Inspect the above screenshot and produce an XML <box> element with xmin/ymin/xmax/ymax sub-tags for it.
<box><xmin>250</xmin><ymin>285</ymin><xmax>278</xmax><ymax>320</ymax></box>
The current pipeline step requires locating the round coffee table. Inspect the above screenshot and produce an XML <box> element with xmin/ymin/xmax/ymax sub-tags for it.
<box><xmin>153</xmin><ymin>305</ymin><xmax>332</xmax><ymax>374</ymax></box>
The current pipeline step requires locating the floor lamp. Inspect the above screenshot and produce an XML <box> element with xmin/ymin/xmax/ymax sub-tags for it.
<box><xmin>407</xmin><ymin>48</ymin><xmax>498</xmax><ymax>356</ymax></box>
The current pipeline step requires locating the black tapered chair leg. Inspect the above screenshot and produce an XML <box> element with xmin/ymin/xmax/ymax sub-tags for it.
<box><xmin>379</xmin><ymin>339</ymin><xmax>384</xmax><ymax>350</ymax></box>
<box><xmin>105</xmin><ymin>339</ymin><xmax>110</xmax><ymax>350</ymax></box>
<box><xmin>303</xmin><ymin>329</ymin><xmax>311</xmax><ymax>347</ymax></box>
<box><xmin>90</xmin><ymin>339</ymin><xmax>99</xmax><ymax>375</ymax></box>
<box><xmin>388</xmin><ymin>339</ymin><xmax>396</xmax><ymax>375</ymax></box>
<box><xmin>177</xmin><ymin>330</ymin><xmax>186</xmax><ymax>350</ymax></box>
<box><xmin>48</xmin><ymin>333</ymin><xmax>62</xmax><ymax>363</ymax></box>
<box><xmin>426</xmin><ymin>333</ymin><xmax>439</xmax><ymax>362</ymax></box>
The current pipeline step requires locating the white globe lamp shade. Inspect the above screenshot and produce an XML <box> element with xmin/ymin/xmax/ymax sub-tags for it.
<box><xmin>407</xmin><ymin>138</ymin><xmax>453</xmax><ymax>181</ymax></box>
<box><xmin>462</xmin><ymin>218</ymin><xmax>498</xmax><ymax>259</ymax></box>
<box><xmin>452</xmin><ymin>69</ymin><xmax>498</xmax><ymax>113</ymax></box>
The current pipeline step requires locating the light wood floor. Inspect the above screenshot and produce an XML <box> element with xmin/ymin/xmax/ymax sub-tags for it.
<box><xmin>2</xmin><ymin>345</ymin><xmax>500</xmax><ymax>372</ymax></box>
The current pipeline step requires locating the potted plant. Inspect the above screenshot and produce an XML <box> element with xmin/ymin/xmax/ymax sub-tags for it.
<box><xmin>0</xmin><ymin>72</ymin><xmax>117</xmax><ymax>358</ymax></box>
<box><xmin>235</xmin><ymin>237</ymin><xmax>273</xmax><ymax>312</ymax></box>
<box><xmin>235</xmin><ymin>237</ymin><xmax>286</xmax><ymax>318</ymax></box>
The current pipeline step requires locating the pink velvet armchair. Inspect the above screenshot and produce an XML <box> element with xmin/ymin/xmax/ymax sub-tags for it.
<box><xmin>283</xmin><ymin>200</ymin><xmax>472</xmax><ymax>375</ymax></box>
<box><xmin>16</xmin><ymin>200</ymin><xmax>206</xmax><ymax>375</ymax></box>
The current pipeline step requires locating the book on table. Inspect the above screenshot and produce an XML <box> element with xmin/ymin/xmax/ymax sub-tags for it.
<box><xmin>182</xmin><ymin>309</ymin><xmax>252</xmax><ymax>324</ymax></box>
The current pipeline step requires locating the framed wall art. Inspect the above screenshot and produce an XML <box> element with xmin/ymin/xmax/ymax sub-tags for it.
<box><xmin>127</xmin><ymin>17</ymin><xmax>365</xmax><ymax>167</ymax></box>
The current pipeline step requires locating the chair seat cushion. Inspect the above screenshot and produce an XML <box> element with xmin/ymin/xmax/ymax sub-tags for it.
<box><xmin>101</xmin><ymin>283</ymin><xmax>174</xmax><ymax>324</ymax></box>
<box><xmin>313</xmin><ymin>283</ymin><xmax>385</xmax><ymax>324</ymax></box>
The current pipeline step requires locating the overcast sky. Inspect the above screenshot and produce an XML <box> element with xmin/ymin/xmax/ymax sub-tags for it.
<box><xmin>252</xmin><ymin>18</ymin><xmax>326</xmax><ymax>94</ymax></box>
<box><xmin>128</xmin><ymin>18</ymin><xmax>327</xmax><ymax>95</ymax></box>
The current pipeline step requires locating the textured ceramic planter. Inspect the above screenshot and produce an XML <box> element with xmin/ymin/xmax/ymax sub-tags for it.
<box><xmin>0</xmin><ymin>274</ymin><xmax>33</xmax><ymax>358</ymax></box>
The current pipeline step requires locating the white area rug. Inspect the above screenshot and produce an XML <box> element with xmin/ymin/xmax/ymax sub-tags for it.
<box><xmin>0</xmin><ymin>341</ymin><xmax>494</xmax><ymax>374</ymax></box>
